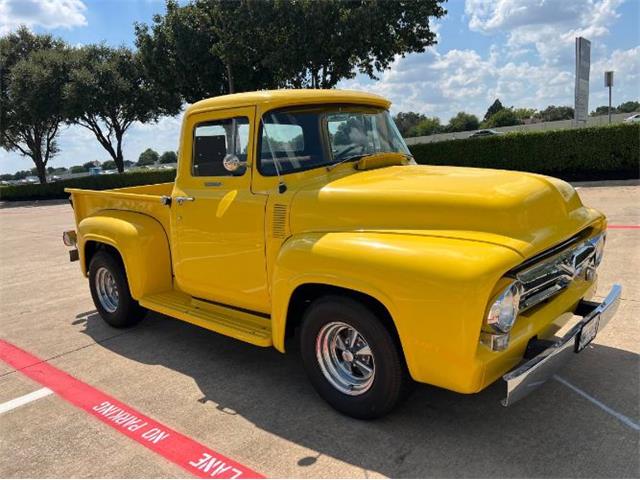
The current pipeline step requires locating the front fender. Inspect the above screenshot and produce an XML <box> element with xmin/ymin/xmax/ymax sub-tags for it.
<box><xmin>271</xmin><ymin>231</ymin><xmax>523</xmax><ymax>391</ymax></box>
<box><xmin>78</xmin><ymin>210</ymin><xmax>172</xmax><ymax>299</ymax></box>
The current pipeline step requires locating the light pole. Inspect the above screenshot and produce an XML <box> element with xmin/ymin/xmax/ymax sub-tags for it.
<box><xmin>605</xmin><ymin>71</ymin><xmax>614</xmax><ymax>124</ymax></box>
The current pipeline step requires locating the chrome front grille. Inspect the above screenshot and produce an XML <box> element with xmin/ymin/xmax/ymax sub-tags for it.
<box><xmin>513</xmin><ymin>234</ymin><xmax>601</xmax><ymax>312</ymax></box>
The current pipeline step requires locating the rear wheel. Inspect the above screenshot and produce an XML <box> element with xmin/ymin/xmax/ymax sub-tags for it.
<box><xmin>88</xmin><ymin>250</ymin><xmax>146</xmax><ymax>328</ymax></box>
<box><xmin>300</xmin><ymin>295</ymin><xmax>411</xmax><ymax>419</ymax></box>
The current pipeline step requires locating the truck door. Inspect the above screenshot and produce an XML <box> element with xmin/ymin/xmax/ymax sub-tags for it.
<box><xmin>170</xmin><ymin>106</ymin><xmax>270</xmax><ymax>313</ymax></box>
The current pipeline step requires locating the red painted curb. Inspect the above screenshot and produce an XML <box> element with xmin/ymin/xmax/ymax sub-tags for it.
<box><xmin>0</xmin><ymin>339</ymin><xmax>264</xmax><ymax>479</ymax></box>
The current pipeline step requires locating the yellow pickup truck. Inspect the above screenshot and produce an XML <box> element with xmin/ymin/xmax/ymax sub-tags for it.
<box><xmin>64</xmin><ymin>90</ymin><xmax>621</xmax><ymax>419</ymax></box>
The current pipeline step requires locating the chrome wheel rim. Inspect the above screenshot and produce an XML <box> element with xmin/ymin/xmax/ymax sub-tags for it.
<box><xmin>316</xmin><ymin>322</ymin><xmax>375</xmax><ymax>396</ymax></box>
<box><xmin>95</xmin><ymin>267</ymin><xmax>119</xmax><ymax>313</ymax></box>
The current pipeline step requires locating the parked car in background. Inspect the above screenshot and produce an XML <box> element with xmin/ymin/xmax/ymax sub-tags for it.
<box><xmin>624</xmin><ymin>113</ymin><xmax>640</xmax><ymax>123</ymax></box>
<box><xmin>470</xmin><ymin>129</ymin><xmax>503</xmax><ymax>138</ymax></box>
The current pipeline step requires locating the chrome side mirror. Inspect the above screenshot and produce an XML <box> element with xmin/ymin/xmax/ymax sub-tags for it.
<box><xmin>223</xmin><ymin>154</ymin><xmax>246</xmax><ymax>173</ymax></box>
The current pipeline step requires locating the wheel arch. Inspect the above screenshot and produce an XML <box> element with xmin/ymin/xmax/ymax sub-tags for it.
<box><xmin>285</xmin><ymin>283</ymin><xmax>402</xmax><ymax>348</ymax></box>
<box><xmin>78</xmin><ymin>210</ymin><xmax>172</xmax><ymax>299</ymax></box>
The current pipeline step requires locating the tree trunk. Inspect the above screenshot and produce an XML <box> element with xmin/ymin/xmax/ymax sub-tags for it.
<box><xmin>76</xmin><ymin>118</ymin><xmax>124</xmax><ymax>173</ymax></box>
<box><xmin>32</xmin><ymin>151</ymin><xmax>47</xmax><ymax>184</ymax></box>
<box><xmin>226</xmin><ymin>64</ymin><xmax>235</xmax><ymax>94</ymax></box>
<box><xmin>114</xmin><ymin>130</ymin><xmax>125</xmax><ymax>173</ymax></box>
<box><xmin>35</xmin><ymin>163</ymin><xmax>47</xmax><ymax>184</ymax></box>
<box><xmin>31</xmin><ymin>138</ymin><xmax>47</xmax><ymax>184</ymax></box>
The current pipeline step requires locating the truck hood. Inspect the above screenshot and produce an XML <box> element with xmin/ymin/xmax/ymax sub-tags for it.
<box><xmin>289</xmin><ymin>165</ymin><xmax>603</xmax><ymax>259</ymax></box>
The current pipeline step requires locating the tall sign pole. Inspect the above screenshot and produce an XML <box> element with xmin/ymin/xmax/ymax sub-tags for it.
<box><xmin>605</xmin><ymin>71</ymin><xmax>614</xmax><ymax>124</ymax></box>
<box><xmin>574</xmin><ymin>37</ymin><xmax>591</xmax><ymax>126</ymax></box>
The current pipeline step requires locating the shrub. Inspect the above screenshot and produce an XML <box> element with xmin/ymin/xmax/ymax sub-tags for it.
<box><xmin>0</xmin><ymin>169</ymin><xmax>176</xmax><ymax>201</ymax></box>
<box><xmin>138</xmin><ymin>148</ymin><xmax>159</xmax><ymax>166</ymax></box>
<box><xmin>159</xmin><ymin>150</ymin><xmax>178</xmax><ymax>164</ymax></box>
<box><xmin>408</xmin><ymin>123</ymin><xmax>640</xmax><ymax>181</ymax></box>
<box><xmin>482</xmin><ymin>108</ymin><xmax>521</xmax><ymax>128</ymax></box>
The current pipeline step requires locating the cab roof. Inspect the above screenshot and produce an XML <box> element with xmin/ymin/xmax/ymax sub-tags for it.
<box><xmin>186</xmin><ymin>89</ymin><xmax>391</xmax><ymax>115</ymax></box>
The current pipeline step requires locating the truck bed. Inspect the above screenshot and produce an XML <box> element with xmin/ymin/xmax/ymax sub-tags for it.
<box><xmin>66</xmin><ymin>182</ymin><xmax>173</xmax><ymax>234</ymax></box>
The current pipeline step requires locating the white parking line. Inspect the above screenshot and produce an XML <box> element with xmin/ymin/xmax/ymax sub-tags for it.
<box><xmin>0</xmin><ymin>387</ymin><xmax>53</xmax><ymax>415</ymax></box>
<box><xmin>554</xmin><ymin>375</ymin><xmax>640</xmax><ymax>431</ymax></box>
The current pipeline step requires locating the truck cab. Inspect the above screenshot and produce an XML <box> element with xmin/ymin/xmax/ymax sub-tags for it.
<box><xmin>64</xmin><ymin>90</ymin><xmax>621</xmax><ymax>418</ymax></box>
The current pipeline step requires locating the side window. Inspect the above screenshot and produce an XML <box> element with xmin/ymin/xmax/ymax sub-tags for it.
<box><xmin>192</xmin><ymin>117</ymin><xmax>249</xmax><ymax>177</ymax></box>
<box><xmin>261</xmin><ymin>124</ymin><xmax>304</xmax><ymax>153</ymax></box>
<box><xmin>259</xmin><ymin>110</ymin><xmax>325</xmax><ymax>176</ymax></box>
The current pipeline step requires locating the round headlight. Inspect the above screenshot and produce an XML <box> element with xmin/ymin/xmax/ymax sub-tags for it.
<box><xmin>486</xmin><ymin>282</ymin><xmax>521</xmax><ymax>333</ymax></box>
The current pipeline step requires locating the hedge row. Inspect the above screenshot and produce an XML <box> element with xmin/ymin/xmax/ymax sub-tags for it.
<box><xmin>408</xmin><ymin>123</ymin><xmax>640</xmax><ymax>181</ymax></box>
<box><xmin>0</xmin><ymin>169</ymin><xmax>176</xmax><ymax>201</ymax></box>
<box><xmin>1</xmin><ymin>124</ymin><xmax>638</xmax><ymax>201</ymax></box>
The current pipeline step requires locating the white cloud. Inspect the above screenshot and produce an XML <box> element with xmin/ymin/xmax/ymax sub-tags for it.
<box><xmin>335</xmin><ymin>0</ymin><xmax>636</xmax><ymax>122</ymax></box>
<box><xmin>590</xmin><ymin>45</ymin><xmax>640</xmax><ymax>106</ymax></box>
<box><xmin>339</xmin><ymin>42</ymin><xmax>639</xmax><ymax>122</ymax></box>
<box><xmin>0</xmin><ymin>0</ymin><xmax>87</xmax><ymax>34</ymax></box>
<box><xmin>465</xmin><ymin>0</ymin><xmax>624</xmax><ymax>64</ymax></box>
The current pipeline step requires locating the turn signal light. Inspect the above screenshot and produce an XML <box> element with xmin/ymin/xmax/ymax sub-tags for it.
<box><xmin>62</xmin><ymin>230</ymin><xmax>77</xmax><ymax>247</ymax></box>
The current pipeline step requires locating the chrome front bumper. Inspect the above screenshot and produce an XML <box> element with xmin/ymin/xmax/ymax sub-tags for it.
<box><xmin>502</xmin><ymin>284</ymin><xmax>622</xmax><ymax>406</ymax></box>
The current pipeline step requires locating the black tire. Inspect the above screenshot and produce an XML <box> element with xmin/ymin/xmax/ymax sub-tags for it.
<box><xmin>300</xmin><ymin>295</ymin><xmax>411</xmax><ymax>419</ymax></box>
<box><xmin>88</xmin><ymin>250</ymin><xmax>146</xmax><ymax>328</ymax></box>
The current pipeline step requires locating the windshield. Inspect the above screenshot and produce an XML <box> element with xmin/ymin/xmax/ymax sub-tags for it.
<box><xmin>259</xmin><ymin>105</ymin><xmax>410</xmax><ymax>176</ymax></box>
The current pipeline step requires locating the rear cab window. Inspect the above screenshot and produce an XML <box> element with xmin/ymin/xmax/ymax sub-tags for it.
<box><xmin>193</xmin><ymin>117</ymin><xmax>249</xmax><ymax>177</ymax></box>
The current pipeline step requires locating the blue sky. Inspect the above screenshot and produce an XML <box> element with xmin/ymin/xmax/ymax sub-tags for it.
<box><xmin>1</xmin><ymin>0</ymin><xmax>639</xmax><ymax>174</ymax></box>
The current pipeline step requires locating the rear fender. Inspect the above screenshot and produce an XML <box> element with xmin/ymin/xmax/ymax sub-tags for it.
<box><xmin>78</xmin><ymin>210</ymin><xmax>172</xmax><ymax>299</ymax></box>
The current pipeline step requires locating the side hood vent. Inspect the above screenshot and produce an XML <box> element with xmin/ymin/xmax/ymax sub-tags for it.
<box><xmin>272</xmin><ymin>204</ymin><xmax>289</xmax><ymax>239</ymax></box>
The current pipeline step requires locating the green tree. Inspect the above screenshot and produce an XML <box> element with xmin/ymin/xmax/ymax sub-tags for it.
<box><xmin>102</xmin><ymin>160</ymin><xmax>116</xmax><ymax>170</ymax></box>
<box><xmin>135</xmin><ymin>0</ymin><xmax>446</xmax><ymax>101</ymax></box>
<box><xmin>83</xmin><ymin>161</ymin><xmax>100</xmax><ymax>170</ymax></box>
<box><xmin>482</xmin><ymin>108</ymin><xmax>522</xmax><ymax>128</ymax></box>
<box><xmin>616</xmin><ymin>101</ymin><xmax>640</xmax><ymax>113</ymax></box>
<box><xmin>159</xmin><ymin>151</ymin><xmax>177</xmax><ymax>164</ymax></box>
<box><xmin>70</xmin><ymin>165</ymin><xmax>87</xmax><ymax>174</ymax></box>
<box><xmin>535</xmin><ymin>105</ymin><xmax>574</xmax><ymax>122</ymax></box>
<box><xmin>138</xmin><ymin>148</ymin><xmax>159</xmax><ymax>166</ymax></box>
<box><xmin>446</xmin><ymin>112</ymin><xmax>479</xmax><ymax>132</ymax></box>
<box><xmin>0</xmin><ymin>28</ymin><xmax>70</xmax><ymax>183</ymax></box>
<box><xmin>64</xmin><ymin>45</ymin><xmax>180</xmax><ymax>173</ymax></box>
<box><xmin>483</xmin><ymin>99</ymin><xmax>504</xmax><ymax>121</ymax></box>
<box><xmin>135</xmin><ymin>1</ymin><xmax>278</xmax><ymax>101</ymax></box>
<box><xmin>591</xmin><ymin>106</ymin><xmax>611</xmax><ymax>116</ymax></box>
<box><xmin>393</xmin><ymin>112</ymin><xmax>427</xmax><ymax>137</ymax></box>
<box><xmin>409</xmin><ymin>117</ymin><xmax>442</xmax><ymax>137</ymax></box>
<box><xmin>513</xmin><ymin>108</ymin><xmax>536</xmax><ymax>121</ymax></box>
<box><xmin>276</xmin><ymin>0</ymin><xmax>446</xmax><ymax>89</ymax></box>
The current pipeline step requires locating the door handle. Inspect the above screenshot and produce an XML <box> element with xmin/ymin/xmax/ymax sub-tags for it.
<box><xmin>175</xmin><ymin>196</ymin><xmax>195</xmax><ymax>205</ymax></box>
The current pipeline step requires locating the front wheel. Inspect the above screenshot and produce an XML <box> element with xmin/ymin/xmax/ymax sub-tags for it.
<box><xmin>300</xmin><ymin>296</ymin><xmax>411</xmax><ymax>419</ymax></box>
<box><xmin>88</xmin><ymin>250</ymin><xmax>146</xmax><ymax>328</ymax></box>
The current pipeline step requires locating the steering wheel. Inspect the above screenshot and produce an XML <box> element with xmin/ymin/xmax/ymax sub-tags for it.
<box><xmin>334</xmin><ymin>143</ymin><xmax>365</xmax><ymax>159</ymax></box>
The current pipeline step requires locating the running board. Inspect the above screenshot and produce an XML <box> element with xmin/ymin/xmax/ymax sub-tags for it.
<box><xmin>139</xmin><ymin>291</ymin><xmax>272</xmax><ymax>347</ymax></box>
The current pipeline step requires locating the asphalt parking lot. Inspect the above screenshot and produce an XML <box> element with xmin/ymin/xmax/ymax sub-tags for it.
<box><xmin>1</xmin><ymin>184</ymin><xmax>639</xmax><ymax>478</ymax></box>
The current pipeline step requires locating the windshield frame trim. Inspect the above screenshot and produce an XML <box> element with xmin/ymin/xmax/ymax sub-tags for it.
<box><xmin>256</xmin><ymin>103</ymin><xmax>402</xmax><ymax>178</ymax></box>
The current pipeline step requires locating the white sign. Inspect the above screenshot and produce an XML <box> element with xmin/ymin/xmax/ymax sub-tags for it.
<box><xmin>574</xmin><ymin>37</ymin><xmax>591</xmax><ymax>124</ymax></box>
<box><xmin>604</xmin><ymin>71</ymin><xmax>614</xmax><ymax>87</ymax></box>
